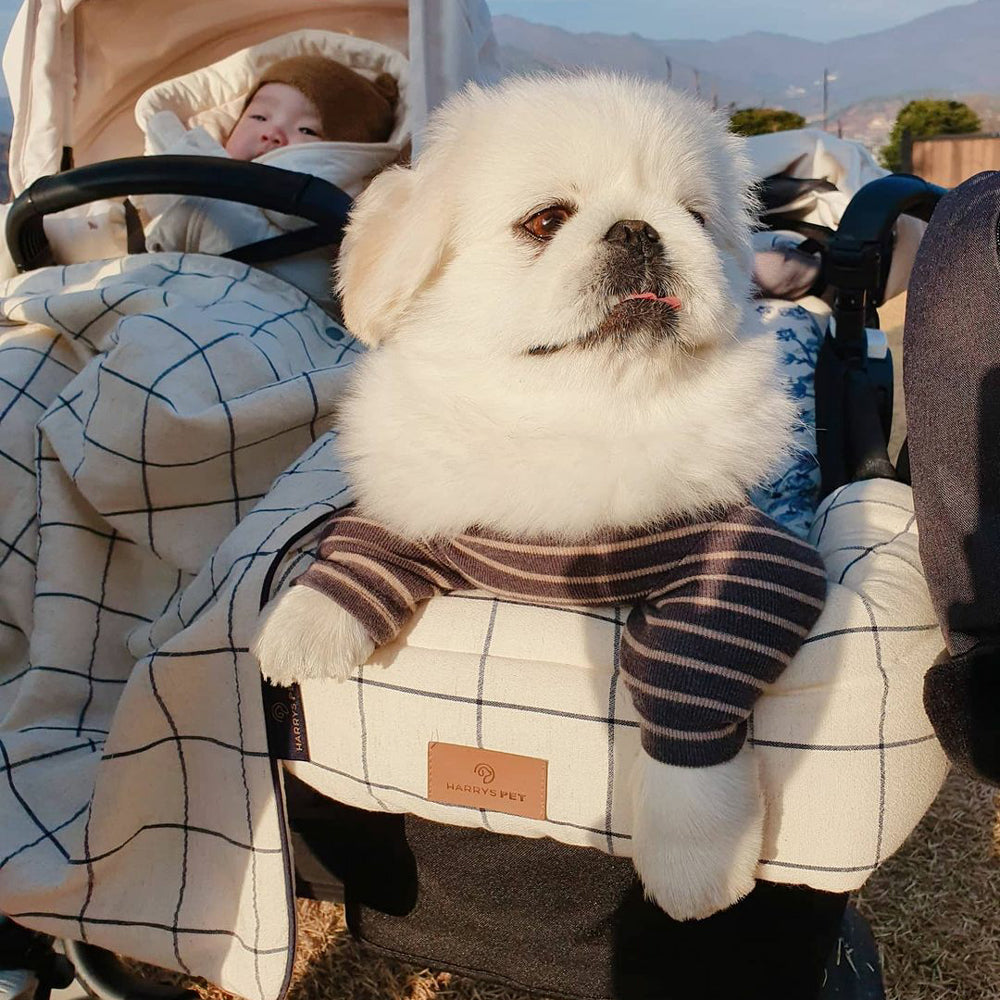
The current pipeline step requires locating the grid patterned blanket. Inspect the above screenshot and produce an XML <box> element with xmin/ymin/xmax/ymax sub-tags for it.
<box><xmin>0</xmin><ymin>254</ymin><xmax>361</xmax><ymax>1000</ymax></box>
<box><xmin>0</xmin><ymin>255</ymin><xmax>948</xmax><ymax>1000</ymax></box>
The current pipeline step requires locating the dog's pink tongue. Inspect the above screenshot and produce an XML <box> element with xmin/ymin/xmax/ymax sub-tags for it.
<box><xmin>624</xmin><ymin>292</ymin><xmax>682</xmax><ymax>308</ymax></box>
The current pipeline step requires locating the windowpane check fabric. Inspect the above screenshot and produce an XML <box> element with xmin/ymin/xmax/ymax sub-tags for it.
<box><xmin>297</xmin><ymin>504</ymin><xmax>827</xmax><ymax>766</ymax></box>
<box><xmin>284</xmin><ymin>479</ymin><xmax>948</xmax><ymax>897</ymax></box>
<box><xmin>0</xmin><ymin>253</ymin><xmax>361</xmax><ymax>1000</ymax></box>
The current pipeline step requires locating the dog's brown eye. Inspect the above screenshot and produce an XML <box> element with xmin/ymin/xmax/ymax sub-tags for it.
<box><xmin>523</xmin><ymin>206</ymin><xmax>572</xmax><ymax>241</ymax></box>
<box><xmin>689</xmin><ymin>209</ymin><xmax>707</xmax><ymax>227</ymax></box>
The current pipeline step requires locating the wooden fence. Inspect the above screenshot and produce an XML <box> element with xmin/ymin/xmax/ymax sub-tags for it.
<box><xmin>904</xmin><ymin>133</ymin><xmax>1000</xmax><ymax>188</ymax></box>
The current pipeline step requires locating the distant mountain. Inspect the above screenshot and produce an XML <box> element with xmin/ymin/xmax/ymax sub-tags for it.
<box><xmin>825</xmin><ymin>96</ymin><xmax>909</xmax><ymax>152</ymax></box>
<box><xmin>827</xmin><ymin>91</ymin><xmax>1000</xmax><ymax>153</ymax></box>
<box><xmin>493</xmin><ymin>1</ymin><xmax>1000</xmax><ymax>121</ymax></box>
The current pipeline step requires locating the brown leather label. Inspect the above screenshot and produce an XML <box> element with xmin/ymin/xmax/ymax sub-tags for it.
<box><xmin>427</xmin><ymin>742</ymin><xmax>548</xmax><ymax>820</ymax></box>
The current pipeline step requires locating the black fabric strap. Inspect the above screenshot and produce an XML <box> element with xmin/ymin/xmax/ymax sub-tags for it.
<box><xmin>123</xmin><ymin>199</ymin><xmax>147</xmax><ymax>254</ymax></box>
<box><xmin>345</xmin><ymin>814</ymin><xmax>850</xmax><ymax>1000</ymax></box>
<box><xmin>223</xmin><ymin>224</ymin><xmax>337</xmax><ymax>264</ymax></box>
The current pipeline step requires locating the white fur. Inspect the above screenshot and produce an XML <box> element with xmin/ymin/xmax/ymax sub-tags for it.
<box><xmin>631</xmin><ymin>747</ymin><xmax>765</xmax><ymax>921</ymax></box>
<box><xmin>335</xmin><ymin>74</ymin><xmax>793</xmax><ymax>540</ymax></box>
<box><xmin>252</xmin><ymin>587</ymin><xmax>374</xmax><ymax>686</ymax></box>
<box><xmin>256</xmin><ymin>73</ymin><xmax>793</xmax><ymax>917</ymax></box>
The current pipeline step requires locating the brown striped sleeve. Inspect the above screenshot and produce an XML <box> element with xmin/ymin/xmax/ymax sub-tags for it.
<box><xmin>295</xmin><ymin>503</ymin><xmax>825</xmax><ymax>769</ymax></box>
<box><xmin>293</xmin><ymin>506</ymin><xmax>467</xmax><ymax>645</ymax></box>
<box><xmin>620</xmin><ymin>504</ymin><xmax>826</xmax><ymax>767</ymax></box>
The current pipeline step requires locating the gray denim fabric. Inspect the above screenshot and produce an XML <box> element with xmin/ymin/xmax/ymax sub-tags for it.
<box><xmin>904</xmin><ymin>170</ymin><xmax>1000</xmax><ymax>657</ymax></box>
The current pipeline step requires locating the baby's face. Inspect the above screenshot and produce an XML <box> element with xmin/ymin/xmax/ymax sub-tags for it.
<box><xmin>225</xmin><ymin>82</ymin><xmax>324</xmax><ymax>160</ymax></box>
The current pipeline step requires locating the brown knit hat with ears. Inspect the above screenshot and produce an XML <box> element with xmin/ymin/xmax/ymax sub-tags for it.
<box><xmin>255</xmin><ymin>55</ymin><xmax>399</xmax><ymax>144</ymax></box>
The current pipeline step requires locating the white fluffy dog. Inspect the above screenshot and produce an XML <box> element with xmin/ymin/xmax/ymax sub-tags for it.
<box><xmin>253</xmin><ymin>73</ymin><xmax>797</xmax><ymax>921</ymax></box>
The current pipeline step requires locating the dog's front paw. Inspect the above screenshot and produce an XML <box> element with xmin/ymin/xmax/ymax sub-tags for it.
<box><xmin>630</xmin><ymin>746</ymin><xmax>764</xmax><ymax>921</ymax></box>
<box><xmin>251</xmin><ymin>586</ymin><xmax>375</xmax><ymax>686</ymax></box>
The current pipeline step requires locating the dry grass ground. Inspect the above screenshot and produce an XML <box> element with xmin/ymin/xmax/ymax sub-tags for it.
<box><xmin>154</xmin><ymin>293</ymin><xmax>1000</xmax><ymax>1000</ymax></box>
<box><xmin>855</xmin><ymin>772</ymin><xmax>1000</xmax><ymax>1000</ymax></box>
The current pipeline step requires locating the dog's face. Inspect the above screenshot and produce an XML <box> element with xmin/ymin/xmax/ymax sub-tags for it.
<box><xmin>338</xmin><ymin>74</ymin><xmax>755</xmax><ymax>371</ymax></box>
<box><xmin>334</xmin><ymin>74</ymin><xmax>789</xmax><ymax>540</ymax></box>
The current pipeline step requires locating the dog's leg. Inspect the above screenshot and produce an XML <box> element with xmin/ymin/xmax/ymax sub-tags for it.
<box><xmin>251</xmin><ymin>586</ymin><xmax>375</xmax><ymax>686</ymax></box>
<box><xmin>630</xmin><ymin>745</ymin><xmax>764</xmax><ymax>921</ymax></box>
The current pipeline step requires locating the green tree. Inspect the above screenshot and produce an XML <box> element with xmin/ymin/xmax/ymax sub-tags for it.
<box><xmin>880</xmin><ymin>99</ymin><xmax>981</xmax><ymax>172</ymax></box>
<box><xmin>729</xmin><ymin>108</ymin><xmax>806</xmax><ymax>137</ymax></box>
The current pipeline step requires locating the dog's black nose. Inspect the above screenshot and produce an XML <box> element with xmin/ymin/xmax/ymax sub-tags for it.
<box><xmin>604</xmin><ymin>219</ymin><xmax>661</xmax><ymax>253</ymax></box>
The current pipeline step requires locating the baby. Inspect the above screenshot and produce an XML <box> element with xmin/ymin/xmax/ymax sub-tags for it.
<box><xmin>136</xmin><ymin>53</ymin><xmax>402</xmax><ymax>307</ymax></box>
<box><xmin>0</xmin><ymin>45</ymin><xmax>406</xmax><ymax>292</ymax></box>
<box><xmin>223</xmin><ymin>55</ymin><xmax>399</xmax><ymax>157</ymax></box>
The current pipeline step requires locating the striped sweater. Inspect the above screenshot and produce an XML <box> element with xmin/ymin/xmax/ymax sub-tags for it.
<box><xmin>295</xmin><ymin>504</ymin><xmax>827</xmax><ymax>767</ymax></box>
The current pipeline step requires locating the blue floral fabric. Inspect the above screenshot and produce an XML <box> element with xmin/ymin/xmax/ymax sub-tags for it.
<box><xmin>749</xmin><ymin>300</ymin><xmax>824</xmax><ymax>539</ymax></box>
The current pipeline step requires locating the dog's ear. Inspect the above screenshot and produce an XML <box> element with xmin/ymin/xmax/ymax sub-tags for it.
<box><xmin>336</xmin><ymin>163</ymin><xmax>449</xmax><ymax>346</ymax></box>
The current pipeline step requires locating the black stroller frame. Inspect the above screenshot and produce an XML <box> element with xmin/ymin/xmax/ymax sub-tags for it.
<box><xmin>0</xmin><ymin>160</ymin><xmax>946</xmax><ymax>1000</ymax></box>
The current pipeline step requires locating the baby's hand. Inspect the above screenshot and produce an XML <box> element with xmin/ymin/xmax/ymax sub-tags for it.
<box><xmin>251</xmin><ymin>587</ymin><xmax>374</xmax><ymax>686</ymax></box>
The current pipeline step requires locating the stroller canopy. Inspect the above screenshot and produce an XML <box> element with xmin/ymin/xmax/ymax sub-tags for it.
<box><xmin>2</xmin><ymin>0</ymin><xmax>499</xmax><ymax>195</ymax></box>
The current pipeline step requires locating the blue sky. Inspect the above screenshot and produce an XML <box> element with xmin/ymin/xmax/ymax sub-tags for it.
<box><xmin>0</xmin><ymin>0</ymin><xmax>15</xmax><ymax>48</ymax></box>
<box><xmin>489</xmin><ymin>0</ymin><xmax>972</xmax><ymax>42</ymax></box>
<box><xmin>0</xmin><ymin>0</ymin><xmax>976</xmax><ymax>101</ymax></box>
<box><xmin>0</xmin><ymin>0</ymin><xmax>17</xmax><ymax>100</ymax></box>
<box><xmin>0</xmin><ymin>0</ymin><xmax>978</xmax><ymax>54</ymax></box>
<box><xmin>0</xmin><ymin>0</ymin><xmax>976</xmax><ymax>61</ymax></box>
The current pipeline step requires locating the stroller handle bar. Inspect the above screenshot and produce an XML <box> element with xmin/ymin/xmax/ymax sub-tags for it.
<box><xmin>827</xmin><ymin>172</ymin><xmax>947</xmax><ymax>335</ymax></box>
<box><xmin>837</xmin><ymin>171</ymin><xmax>945</xmax><ymax>231</ymax></box>
<box><xmin>5</xmin><ymin>155</ymin><xmax>354</xmax><ymax>272</ymax></box>
<box><xmin>817</xmin><ymin>172</ymin><xmax>947</xmax><ymax>496</ymax></box>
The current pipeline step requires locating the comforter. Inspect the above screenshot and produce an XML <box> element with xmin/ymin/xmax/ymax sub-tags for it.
<box><xmin>0</xmin><ymin>253</ymin><xmax>358</xmax><ymax>1000</ymax></box>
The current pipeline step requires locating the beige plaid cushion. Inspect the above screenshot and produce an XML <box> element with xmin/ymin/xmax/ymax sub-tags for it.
<box><xmin>287</xmin><ymin>478</ymin><xmax>948</xmax><ymax>893</ymax></box>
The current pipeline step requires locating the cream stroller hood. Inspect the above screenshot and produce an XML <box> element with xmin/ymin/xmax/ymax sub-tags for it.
<box><xmin>3</xmin><ymin>0</ymin><xmax>499</xmax><ymax>195</ymax></box>
<box><xmin>129</xmin><ymin>29</ymin><xmax>414</xmax><ymax>309</ymax></box>
<box><xmin>746</xmin><ymin>127</ymin><xmax>925</xmax><ymax>299</ymax></box>
<box><xmin>134</xmin><ymin>28</ymin><xmax>412</xmax><ymax>164</ymax></box>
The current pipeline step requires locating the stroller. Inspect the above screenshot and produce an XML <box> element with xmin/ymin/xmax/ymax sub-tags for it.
<box><xmin>0</xmin><ymin>1</ymin><xmax>951</xmax><ymax>998</ymax></box>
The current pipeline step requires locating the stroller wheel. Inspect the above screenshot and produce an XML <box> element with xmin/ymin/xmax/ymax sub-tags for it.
<box><xmin>0</xmin><ymin>917</ymin><xmax>75</xmax><ymax>1000</ymax></box>
<box><xmin>0</xmin><ymin>969</ymin><xmax>39</xmax><ymax>1000</ymax></box>
<box><xmin>818</xmin><ymin>905</ymin><xmax>885</xmax><ymax>999</ymax></box>
<box><xmin>61</xmin><ymin>943</ymin><xmax>196</xmax><ymax>1000</ymax></box>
